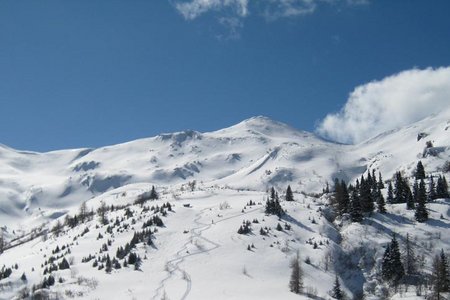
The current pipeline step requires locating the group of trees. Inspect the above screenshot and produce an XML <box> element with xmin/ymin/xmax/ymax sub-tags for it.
<box><xmin>381</xmin><ymin>233</ymin><xmax>450</xmax><ymax>299</ymax></box>
<box><xmin>331</xmin><ymin>161</ymin><xmax>449</xmax><ymax>223</ymax></box>
<box><xmin>265</xmin><ymin>187</ymin><xmax>285</xmax><ymax>217</ymax></box>
<box><xmin>332</xmin><ymin>170</ymin><xmax>385</xmax><ymax>222</ymax></box>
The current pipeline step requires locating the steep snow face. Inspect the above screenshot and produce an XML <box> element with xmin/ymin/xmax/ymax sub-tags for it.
<box><xmin>0</xmin><ymin>111</ymin><xmax>449</xmax><ymax>230</ymax></box>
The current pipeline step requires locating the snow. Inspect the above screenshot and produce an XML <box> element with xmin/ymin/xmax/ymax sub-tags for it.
<box><xmin>0</xmin><ymin>110</ymin><xmax>450</xmax><ymax>299</ymax></box>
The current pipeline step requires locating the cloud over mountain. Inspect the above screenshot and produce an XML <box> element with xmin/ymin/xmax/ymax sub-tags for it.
<box><xmin>317</xmin><ymin>66</ymin><xmax>450</xmax><ymax>144</ymax></box>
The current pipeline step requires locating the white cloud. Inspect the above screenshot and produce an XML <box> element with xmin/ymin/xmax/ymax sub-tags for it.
<box><xmin>317</xmin><ymin>67</ymin><xmax>450</xmax><ymax>144</ymax></box>
<box><xmin>175</xmin><ymin>0</ymin><xmax>249</xmax><ymax>20</ymax></box>
<box><xmin>173</xmin><ymin>0</ymin><xmax>361</xmax><ymax>21</ymax></box>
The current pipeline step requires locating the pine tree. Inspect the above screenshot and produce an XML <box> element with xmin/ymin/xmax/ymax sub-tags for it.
<box><xmin>350</xmin><ymin>188</ymin><xmax>363</xmax><ymax>222</ymax></box>
<box><xmin>333</xmin><ymin>179</ymin><xmax>349</xmax><ymax>216</ymax></box>
<box><xmin>436</xmin><ymin>175</ymin><xmax>449</xmax><ymax>199</ymax></box>
<box><xmin>415</xmin><ymin>161</ymin><xmax>426</xmax><ymax>180</ymax></box>
<box><xmin>431</xmin><ymin>249</ymin><xmax>450</xmax><ymax>299</ymax></box>
<box><xmin>394</xmin><ymin>172</ymin><xmax>404</xmax><ymax>203</ymax></box>
<box><xmin>415</xmin><ymin>179</ymin><xmax>428</xmax><ymax>222</ymax></box>
<box><xmin>376</xmin><ymin>187</ymin><xmax>386</xmax><ymax>213</ymax></box>
<box><xmin>286</xmin><ymin>185</ymin><xmax>294</xmax><ymax>202</ymax></box>
<box><xmin>0</xmin><ymin>229</ymin><xmax>4</xmax><ymax>253</ymax></box>
<box><xmin>439</xmin><ymin>249</ymin><xmax>450</xmax><ymax>293</ymax></box>
<box><xmin>79</xmin><ymin>201</ymin><xmax>89</xmax><ymax>222</ymax></box>
<box><xmin>289</xmin><ymin>251</ymin><xmax>303</xmax><ymax>294</ymax></box>
<box><xmin>382</xmin><ymin>234</ymin><xmax>404</xmax><ymax>285</ymax></box>
<box><xmin>105</xmin><ymin>254</ymin><xmax>112</xmax><ymax>273</ymax></box>
<box><xmin>149</xmin><ymin>185</ymin><xmax>159</xmax><ymax>200</ymax></box>
<box><xmin>97</xmin><ymin>201</ymin><xmax>108</xmax><ymax>225</ymax></box>
<box><xmin>378</xmin><ymin>172</ymin><xmax>385</xmax><ymax>189</ymax></box>
<box><xmin>360</xmin><ymin>176</ymin><xmax>374</xmax><ymax>214</ymax></box>
<box><xmin>428</xmin><ymin>175</ymin><xmax>437</xmax><ymax>202</ymax></box>
<box><xmin>403</xmin><ymin>233</ymin><xmax>416</xmax><ymax>276</ymax></box>
<box><xmin>331</xmin><ymin>275</ymin><xmax>344</xmax><ymax>299</ymax></box>
<box><xmin>387</xmin><ymin>182</ymin><xmax>394</xmax><ymax>204</ymax></box>
<box><xmin>410</xmin><ymin>180</ymin><xmax>419</xmax><ymax>210</ymax></box>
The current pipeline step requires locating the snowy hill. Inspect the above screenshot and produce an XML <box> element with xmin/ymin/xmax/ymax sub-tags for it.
<box><xmin>0</xmin><ymin>110</ymin><xmax>449</xmax><ymax>299</ymax></box>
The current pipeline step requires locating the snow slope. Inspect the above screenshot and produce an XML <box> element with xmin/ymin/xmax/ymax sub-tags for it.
<box><xmin>0</xmin><ymin>109</ymin><xmax>449</xmax><ymax>299</ymax></box>
<box><xmin>0</xmin><ymin>109</ymin><xmax>449</xmax><ymax>231</ymax></box>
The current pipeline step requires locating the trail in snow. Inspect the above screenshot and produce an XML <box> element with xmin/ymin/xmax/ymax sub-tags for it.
<box><xmin>152</xmin><ymin>205</ymin><xmax>262</xmax><ymax>300</ymax></box>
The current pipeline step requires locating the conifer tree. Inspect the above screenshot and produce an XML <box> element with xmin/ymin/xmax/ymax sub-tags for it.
<box><xmin>97</xmin><ymin>201</ymin><xmax>108</xmax><ymax>225</ymax></box>
<box><xmin>149</xmin><ymin>185</ymin><xmax>159</xmax><ymax>200</ymax></box>
<box><xmin>431</xmin><ymin>249</ymin><xmax>450</xmax><ymax>299</ymax></box>
<box><xmin>350</xmin><ymin>188</ymin><xmax>363</xmax><ymax>222</ymax></box>
<box><xmin>382</xmin><ymin>234</ymin><xmax>404</xmax><ymax>285</ymax></box>
<box><xmin>415</xmin><ymin>179</ymin><xmax>428</xmax><ymax>222</ymax></box>
<box><xmin>331</xmin><ymin>275</ymin><xmax>344</xmax><ymax>300</ymax></box>
<box><xmin>375</xmin><ymin>187</ymin><xmax>386</xmax><ymax>213</ymax></box>
<box><xmin>0</xmin><ymin>229</ymin><xmax>4</xmax><ymax>253</ymax></box>
<box><xmin>415</xmin><ymin>161</ymin><xmax>426</xmax><ymax>180</ymax></box>
<box><xmin>340</xmin><ymin>181</ymin><xmax>350</xmax><ymax>215</ymax></box>
<box><xmin>79</xmin><ymin>201</ymin><xmax>89</xmax><ymax>222</ymax></box>
<box><xmin>428</xmin><ymin>175</ymin><xmax>437</xmax><ymax>202</ymax></box>
<box><xmin>286</xmin><ymin>185</ymin><xmax>294</xmax><ymax>202</ymax></box>
<box><xmin>403</xmin><ymin>233</ymin><xmax>416</xmax><ymax>276</ymax></box>
<box><xmin>409</xmin><ymin>181</ymin><xmax>418</xmax><ymax>210</ymax></box>
<box><xmin>360</xmin><ymin>176</ymin><xmax>374</xmax><ymax>214</ymax></box>
<box><xmin>289</xmin><ymin>251</ymin><xmax>303</xmax><ymax>294</ymax></box>
<box><xmin>387</xmin><ymin>182</ymin><xmax>394</xmax><ymax>204</ymax></box>
<box><xmin>436</xmin><ymin>175</ymin><xmax>449</xmax><ymax>199</ymax></box>
<box><xmin>378</xmin><ymin>172</ymin><xmax>385</xmax><ymax>189</ymax></box>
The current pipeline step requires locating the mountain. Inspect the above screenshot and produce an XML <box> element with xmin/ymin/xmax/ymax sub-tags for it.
<box><xmin>0</xmin><ymin>110</ymin><xmax>449</xmax><ymax>299</ymax></box>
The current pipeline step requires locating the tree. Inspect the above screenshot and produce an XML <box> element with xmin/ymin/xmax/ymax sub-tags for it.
<box><xmin>415</xmin><ymin>161</ymin><xmax>426</xmax><ymax>180</ymax></box>
<box><xmin>436</xmin><ymin>175</ymin><xmax>449</xmax><ymax>199</ymax></box>
<box><xmin>149</xmin><ymin>185</ymin><xmax>159</xmax><ymax>200</ymax></box>
<box><xmin>428</xmin><ymin>175</ymin><xmax>437</xmax><ymax>202</ymax></box>
<box><xmin>331</xmin><ymin>275</ymin><xmax>344</xmax><ymax>299</ymax></box>
<box><xmin>289</xmin><ymin>251</ymin><xmax>303</xmax><ymax>294</ymax></box>
<box><xmin>415</xmin><ymin>179</ymin><xmax>428</xmax><ymax>222</ymax></box>
<box><xmin>58</xmin><ymin>258</ymin><xmax>70</xmax><ymax>270</ymax></box>
<box><xmin>410</xmin><ymin>181</ymin><xmax>419</xmax><ymax>210</ymax></box>
<box><xmin>360</xmin><ymin>176</ymin><xmax>374</xmax><ymax>213</ymax></box>
<box><xmin>265</xmin><ymin>189</ymin><xmax>284</xmax><ymax>217</ymax></box>
<box><xmin>431</xmin><ymin>249</ymin><xmax>450</xmax><ymax>299</ymax></box>
<box><xmin>438</xmin><ymin>250</ymin><xmax>450</xmax><ymax>293</ymax></box>
<box><xmin>97</xmin><ymin>201</ymin><xmax>109</xmax><ymax>225</ymax></box>
<box><xmin>403</xmin><ymin>233</ymin><xmax>416</xmax><ymax>276</ymax></box>
<box><xmin>333</xmin><ymin>180</ymin><xmax>350</xmax><ymax>216</ymax></box>
<box><xmin>285</xmin><ymin>185</ymin><xmax>294</xmax><ymax>202</ymax></box>
<box><xmin>350</xmin><ymin>188</ymin><xmax>363</xmax><ymax>222</ymax></box>
<box><xmin>378</xmin><ymin>172</ymin><xmax>385</xmax><ymax>189</ymax></box>
<box><xmin>51</xmin><ymin>220</ymin><xmax>63</xmax><ymax>236</ymax></box>
<box><xmin>387</xmin><ymin>182</ymin><xmax>394</xmax><ymax>204</ymax></box>
<box><xmin>79</xmin><ymin>201</ymin><xmax>89</xmax><ymax>222</ymax></box>
<box><xmin>382</xmin><ymin>234</ymin><xmax>404</xmax><ymax>286</ymax></box>
<box><xmin>0</xmin><ymin>229</ymin><xmax>4</xmax><ymax>253</ymax></box>
<box><xmin>375</xmin><ymin>187</ymin><xmax>386</xmax><ymax>213</ymax></box>
<box><xmin>105</xmin><ymin>255</ymin><xmax>112</xmax><ymax>273</ymax></box>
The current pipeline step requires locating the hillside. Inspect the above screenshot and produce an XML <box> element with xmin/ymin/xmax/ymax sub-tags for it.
<box><xmin>0</xmin><ymin>109</ymin><xmax>449</xmax><ymax>299</ymax></box>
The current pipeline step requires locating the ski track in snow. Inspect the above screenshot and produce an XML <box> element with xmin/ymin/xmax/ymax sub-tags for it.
<box><xmin>152</xmin><ymin>205</ymin><xmax>262</xmax><ymax>300</ymax></box>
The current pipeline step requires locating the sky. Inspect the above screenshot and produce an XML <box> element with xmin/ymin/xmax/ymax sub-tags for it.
<box><xmin>0</xmin><ymin>0</ymin><xmax>450</xmax><ymax>151</ymax></box>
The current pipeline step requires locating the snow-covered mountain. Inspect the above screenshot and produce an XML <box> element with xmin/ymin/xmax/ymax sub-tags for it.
<box><xmin>1</xmin><ymin>110</ymin><xmax>449</xmax><ymax>229</ymax></box>
<box><xmin>0</xmin><ymin>109</ymin><xmax>449</xmax><ymax>299</ymax></box>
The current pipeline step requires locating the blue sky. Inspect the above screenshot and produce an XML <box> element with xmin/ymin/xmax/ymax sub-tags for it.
<box><xmin>1</xmin><ymin>0</ymin><xmax>450</xmax><ymax>151</ymax></box>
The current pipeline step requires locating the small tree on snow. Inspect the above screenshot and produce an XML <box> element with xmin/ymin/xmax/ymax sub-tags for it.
<box><xmin>289</xmin><ymin>251</ymin><xmax>303</xmax><ymax>294</ymax></box>
<box><xmin>331</xmin><ymin>275</ymin><xmax>344</xmax><ymax>299</ymax></box>
<box><xmin>285</xmin><ymin>185</ymin><xmax>294</xmax><ymax>201</ymax></box>
<box><xmin>149</xmin><ymin>185</ymin><xmax>159</xmax><ymax>200</ymax></box>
